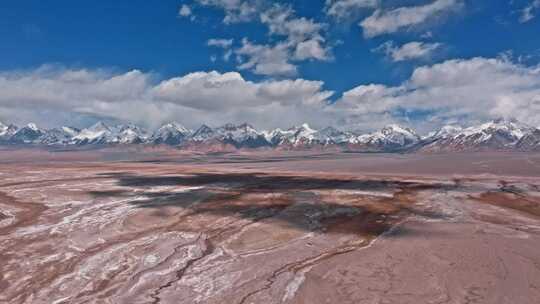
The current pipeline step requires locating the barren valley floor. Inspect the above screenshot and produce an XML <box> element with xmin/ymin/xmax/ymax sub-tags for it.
<box><xmin>1</xmin><ymin>150</ymin><xmax>540</xmax><ymax>303</ymax></box>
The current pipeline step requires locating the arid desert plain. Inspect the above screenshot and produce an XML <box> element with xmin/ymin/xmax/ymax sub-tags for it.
<box><xmin>1</xmin><ymin>149</ymin><xmax>540</xmax><ymax>304</ymax></box>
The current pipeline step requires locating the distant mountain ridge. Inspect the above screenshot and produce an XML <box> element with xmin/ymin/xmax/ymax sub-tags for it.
<box><xmin>1</xmin><ymin>118</ymin><xmax>539</xmax><ymax>152</ymax></box>
<box><xmin>417</xmin><ymin>118</ymin><xmax>538</xmax><ymax>152</ymax></box>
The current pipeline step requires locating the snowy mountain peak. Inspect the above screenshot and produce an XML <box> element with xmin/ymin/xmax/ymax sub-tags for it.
<box><xmin>72</xmin><ymin>122</ymin><xmax>149</xmax><ymax>145</ymax></box>
<box><xmin>150</xmin><ymin>122</ymin><xmax>191</xmax><ymax>145</ymax></box>
<box><xmin>289</xmin><ymin>123</ymin><xmax>315</xmax><ymax>133</ymax></box>
<box><xmin>356</xmin><ymin>124</ymin><xmax>420</xmax><ymax>150</ymax></box>
<box><xmin>88</xmin><ymin>121</ymin><xmax>111</xmax><ymax>132</ymax></box>
<box><xmin>72</xmin><ymin>122</ymin><xmax>115</xmax><ymax>144</ymax></box>
<box><xmin>427</xmin><ymin>125</ymin><xmax>463</xmax><ymax>139</ymax></box>
<box><xmin>440</xmin><ymin>125</ymin><xmax>462</xmax><ymax>134</ymax></box>
<box><xmin>419</xmin><ymin>118</ymin><xmax>535</xmax><ymax>152</ymax></box>
<box><xmin>290</xmin><ymin>123</ymin><xmax>317</xmax><ymax>137</ymax></box>
<box><xmin>381</xmin><ymin>124</ymin><xmax>417</xmax><ymax>136</ymax></box>
<box><xmin>0</xmin><ymin>121</ymin><xmax>16</xmax><ymax>138</ymax></box>
<box><xmin>461</xmin><ymin>118</ymin><xmax>532</xmax><ymax>140</ymax></box>
<box><xmin>264</xmin><ymin>123</ymin><xmax>320</xmax><ymax>147</ymax></box>
<box><xmin>191</xmin><ymin>124</ymin><xmax>215</xmax><ymax>141</ymax></box>
<box><xmin>195</xmin><ymin>124</ymin><xmax>213</xmax><ymax>134</ymax></box>
<box><xmin>159</xmin><ymin>122</ymin><xmax>190</xmax><ymax>133</ymax></box>
<box><xmin>61</xmin><ymin>126</ymin><xmax>80</xmax><ymax>136</ymax></box>
<box><xmin>9</xmin><ymin>123</ymin><xmax>45</xmax><ymax>143</ymax></box>
<box><xmin>27</xmin><ymin>123</ymin><xmax>40</xmax><ymax>131</ymax></box>
<box><xmin>202</xmin><ymin>123</ymin><xmax>269</xmax><ymax>148</ymax></box>
<box><xmin>39</xmin><ymin>127</ymin><xmax>80</xmax><ymax>145</ymax></box>
<box><xmin>316</xmin><ymin>127</ymin><xmax>357</xmax><ymax>145</ymax></box>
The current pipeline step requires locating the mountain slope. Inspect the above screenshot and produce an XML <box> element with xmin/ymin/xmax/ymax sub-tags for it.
<box><xmin>71</xmin><ymin>122</ymin><xmax>149</xmax><ymax>145</ymax></box>
<box><xmin>354</xmin><ymin>124</ymin><xmax>421</xmax><ymax>151</ymax></box>
<box><xmin>39</xmin><ymin>127</ymin><xmax>80</xmax><ymax>145</ymax></box>
<box><xmin>267</xmin><ymin>123</ymin><xmax>321</xmax><ymax>147</ymax></box>
<box><xmin>150</xmin><ymin>122</ymin><xmax>192</xmax><ymax>145</ymax></box>
<box><xmin>188</xmin><ymin>123</ymin><xmax>270</xmax><ymax>148</ymax></box>
<box><xmin>420</xmin><ymin>118</ymin><xmax>534</xmax><ymax>152</ymax></box>
<box><xmin>116</xmin><ymin>124</ymin><xmax>149</xmax><ymax>144</ymax></box>
<box><xmin>0</xmin><ymin>121</ymin><xmax>18</xmax><ymax>142</ymax></box>
<box><xmin>9</xmin><ymin>123</ymin><xmax>45</xmax><ymax>144</ymax></box>
<box><xmin>72</xmin><ymin>122</ymin><xmax>114</xmax><ymax>145</ymax></box>
<box><xmin>516</xmin><ymin>128</ymin><xmax>540</xmax><ymax>151</ymax></box>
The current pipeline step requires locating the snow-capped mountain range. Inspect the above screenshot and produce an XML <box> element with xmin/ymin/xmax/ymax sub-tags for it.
<box><xmin>1</xmin><ymin>118</ymin><xmax>539</xmax><ymax>152</ymax></box>
<box><xmin>417</xmin><ymin>118</ymin><xmax>538</xmax><ymax>152</ymax></box>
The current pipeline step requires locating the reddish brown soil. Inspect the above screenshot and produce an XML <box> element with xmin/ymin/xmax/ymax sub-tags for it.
<box><xmin>471</xmin><ymin>190</ymin><xmax>540</xmax><ymax>218</ymax></box>
<box><xmin>0</xmin><ymin>151</ymin><xmax>539</xmax><ymax>303</ymax></box>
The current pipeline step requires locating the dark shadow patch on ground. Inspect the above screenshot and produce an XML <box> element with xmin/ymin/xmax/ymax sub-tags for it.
<box><xmin>95</xmin><ymin>171</ymin><xmax>456</xmax><ymax>192</ymax></box>
<box><xmin>88</xmin><ymin>172</ymin><xmax>455</xmax><ymax>237</ymax></box>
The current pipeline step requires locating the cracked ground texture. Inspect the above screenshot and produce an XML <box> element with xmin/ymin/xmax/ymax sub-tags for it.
<box><xmin>1</xmin><ymin>151</ymin><xmax>540</xmax><ymax>304</ymax></box>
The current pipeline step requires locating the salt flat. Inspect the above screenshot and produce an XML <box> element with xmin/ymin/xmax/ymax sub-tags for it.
<box><xmin>1</xmin><ymin>150</ymin><xmax>539</xmax><ymax>304</ymax></box>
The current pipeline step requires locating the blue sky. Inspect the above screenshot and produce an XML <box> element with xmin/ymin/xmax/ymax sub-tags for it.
<box><xmin>1</xmin><ymin>0</ymin><xmax>540</xmax><ymax>132</ymax></box>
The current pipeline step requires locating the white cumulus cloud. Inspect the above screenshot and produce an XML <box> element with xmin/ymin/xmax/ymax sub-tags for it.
<box><xmin>179</xmin><ymin>4</ymin><xmax>193</xmax><ymax>17</ymax></box>
<box><xmin>332</xmin><ymin>57</ymin><xmax>540</xmax><ymax>131</ymax></box>
<box><xmin>0</xmin><ymin>66</ymin><xmax>334</xmax><ymax>129</ymax></box>
<box><xmin>207</xmin><ymin>38</ymin><xmax>234</xmax><ymax>48</ymax></box>
<box><xmin>195</xmin><ymin>2</ymin><xmax>331</xmax><ymax>76</ymax></box>
<box><xmin>374</xmin><ymin>41</ymin><xmax>442</xmax><ymax>62</ymax></box>
<box><xmin>3</xmin><ymin>57</ymin><xmax>540</xmax><ymax>133</ymax></box>
<box><xmin>195</xmin><ymin>0</ymin><xmax>261</xmax><ymax>24</ymax></box>
<box><xmin>235</xmin><ymin>39</ymin><xmax>298</xmax><ymax>77</ymax></box>
<box><xmin>360</xmin><ymin>0</ymin><xmax>463</xmax><ymax>38</ymax></box>
<box><xmin>325</xmin><ymin>0</ymin><xmax>379</xmax><ymax>20</ymax></box>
